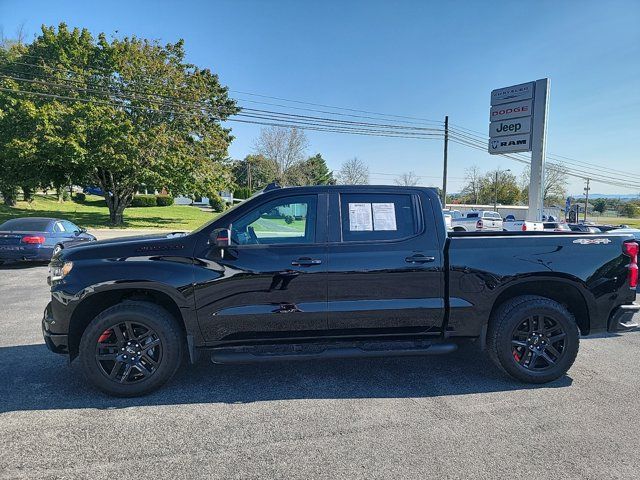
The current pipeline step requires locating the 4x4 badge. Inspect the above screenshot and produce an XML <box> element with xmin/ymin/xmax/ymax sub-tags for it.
<box><xmin>573</xmin><ymin>238</ymin><xmax>611</xmax><ymax>245</ymax></box>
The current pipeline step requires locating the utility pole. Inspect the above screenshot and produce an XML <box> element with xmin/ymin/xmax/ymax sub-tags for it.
<box><xmin>442</xmin><ymin>115</ymin><xmax>448</xmax><ymax>208</ymax></box>
<box><xmin>584</xmin><ymin>178</ymin><xmax>590</xmax><ymax>222</ymax></box>
<box><xmin>247</xmin><ymin>160</ymin><xmax>252</xmax><ymax>191</ymax></box>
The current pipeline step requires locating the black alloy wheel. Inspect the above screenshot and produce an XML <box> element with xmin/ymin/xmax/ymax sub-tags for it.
<box><xmin>487</xmin><ymin>295</ymin><xmax>580</xmax><ymax>384</ymax></box>
<box><xmin>95</xmin><ymin>321</ymin><xmax>163</xmax><ymax>384</ymax></box>
<box><xmin>79</xmin><ymin>302</ymin><xmax>183</xmax><ymax>397</ymax></box>
<box><xmin>510</xmin><ymin>315</ymin><xmax>567</xmax><ymax>371</ymax></box>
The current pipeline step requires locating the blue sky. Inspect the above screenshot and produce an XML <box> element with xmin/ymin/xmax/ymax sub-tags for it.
<box><xmin>1</xmin><ymin>0</ymin><xmax>639</xmax><ymax>195</ymax></box>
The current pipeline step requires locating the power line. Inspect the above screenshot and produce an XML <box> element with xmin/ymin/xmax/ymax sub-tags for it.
<box><xmin>229</xmin><ymin>90</ymin><xmax>443</xmax><ymax>125</ymax></box>
<box><xmin>0</xmin><ymin>84</ymin><xmax>445</xmax><ymax>141</ymax></box>
<box><xmin>448</xmin><ymin>133</ymin><xmax>640</xmax><ymax>191</ymax></box>
<box><xmin>449</xmin><ymin>122</ymin><xmax>640</xmax><ymax>178</ymax></box>
<box><xmin>3</xmin><ymin>59</ymin><xmax>445</xmax><ymax>127</ymax></box>
<box><xmin>448</xmin><ymin>128</ymin><xmax>640</xmax><ymax>187</ymax></box>
<box><xmin>0</xmin><ymin>72</ymin><xmax>444</xmax><ymax>137</ymax></box>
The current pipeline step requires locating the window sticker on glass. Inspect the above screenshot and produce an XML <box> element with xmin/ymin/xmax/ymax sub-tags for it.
<box><xmin>348</xmin><ymin>203</ymin><xmax>373</xmax><ymax>231</ymax></box>
<box><xmin>372</xmin><ymin>203</ymin><xmax>397</xmax><ymax>231</ymax></box>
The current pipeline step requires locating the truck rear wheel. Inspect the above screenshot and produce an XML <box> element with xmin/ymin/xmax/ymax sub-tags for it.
<box><xmin>78</xmin><ymin>302</ymin><xmax>184</xmax><ymax>397</ymax></box>
<box><xmin>487</xmin><ymin>295</ymin><xmax>579</xmax><ymax>383</ymax></box>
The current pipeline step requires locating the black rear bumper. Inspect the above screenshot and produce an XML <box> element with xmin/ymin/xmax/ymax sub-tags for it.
<box><xmin>42</xmin><ymin>302</ymin><xmax>69</xmax><ymax>354</ymax></box>
<box><xmin>608</xmin><ymin>303</ymin><xmax>640</xmax><ymax>332</ymax></box>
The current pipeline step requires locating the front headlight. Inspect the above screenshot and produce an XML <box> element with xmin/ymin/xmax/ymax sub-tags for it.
<box><xmin>51</xmin><ymin>261</ymin><xmax>73</xmax><ymax>281</ymax></box>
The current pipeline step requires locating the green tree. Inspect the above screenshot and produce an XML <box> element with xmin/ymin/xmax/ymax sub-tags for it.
<box><xmin>521</xmin><ymin>163</ymin><xmax>568</xmax><ymax>205</ymax></box>
<box><xmin>593</xmin><ymin>198</ymin><xmax>607</xmax><ymax>214</ymax></box>
<box><xmin>232</xmin><ymin>154</ymin><xmax>278</xmax><ymax>192</ymax></box>
<box><xmin>1</xmin><ymin>23</ymin><xmax>239</xmax><ymax>224</ymax></box>
<box><xmin>479</xmin><ymin>170</ymin><xmax>521</xmax><ymax>205</ymax></box>
<box><xmin>254</xmin><ymin>126</ymin><xmax>308</xmax><ymax>184</ymax></box>
<box><xmin>0</xmin><ymin>38</ymin><xmax>39</xmax><ymax>205</ymax></box>
<box><xmin>621</xmin><ymin>203</ymin><xmax>639</xmax><ymax>218</ymax></box>
<box><xmin>287</xmin><ymin>154</ymin><xmax>335</xmax><ymax>186</ymax></box>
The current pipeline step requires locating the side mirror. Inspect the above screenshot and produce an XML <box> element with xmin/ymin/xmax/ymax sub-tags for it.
<box><xmin>211</xmin><ymin>228</ymin><xmax>231</xmax><ymax>247</ymax></box>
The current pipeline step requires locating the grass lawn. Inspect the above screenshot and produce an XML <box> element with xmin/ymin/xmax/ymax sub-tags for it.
<box><xmin>590</xmin><ymin>216</ymin><xmax>640</xmax><ymax>229</ymax></box>
<box><xmin>0</xmin><ymin>194</ymin><xmax>218</xmax><ymax>230</ymax></box>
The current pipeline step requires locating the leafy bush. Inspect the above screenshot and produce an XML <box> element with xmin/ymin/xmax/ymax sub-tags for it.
<box><xmin>208</xmin><ymin>194</ymin><xmax>226</xmax><ymax>212</ymax></box>
<box><xmin>74</xmin><ymin>192</ymin><xmax>86</xmax><ymax>203</ymax></box>
<box><xmin>284</xmin><ymin>215</ymin><xmax>294</xmax><ymax>224</ymax></box>
<box><xmin>62</xmin><ymin>190</ymin><xmax>70</xmax><ymax>201</ymax></box>
<box><xmin>131</xmin><ymin>195</ymin><xmax>157</xmax><ymax>207</ymax></box>
<box><xmin>155</xmin><ymin>195</ymin><xmax>174</xmax><ymax>206</ymax></box>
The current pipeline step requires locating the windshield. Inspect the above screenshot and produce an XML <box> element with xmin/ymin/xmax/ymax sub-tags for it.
<box><xmin>0</xmin><ymin>218</ymin><xmax>51</xmax><ymax>231</ymax></box>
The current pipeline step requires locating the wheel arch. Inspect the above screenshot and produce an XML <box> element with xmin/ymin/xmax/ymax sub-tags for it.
<box><xmin>67</xmin><ymin>287</ymin><xmax>190</xmax><ymax>361</ymax></box>
<box><xmin>488</xmin><ymin>278</ymin><xmax>591</xmax><ymax>337</ymax></box>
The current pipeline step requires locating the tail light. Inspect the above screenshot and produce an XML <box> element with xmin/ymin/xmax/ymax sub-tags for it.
<box><xmin>21</xmin><ymin>235</ymin><xmax>45</xmax><ymax>244</ymax></box>
<box><xmin>623</xmin><ymin>241</ymin><xmax>639</xmax><ymax>289</ymax></box>
<box><xmin>521</xmin><ymin>224</ymin><xmax>527</xmax><ymax>231</ymax></box>
<box><xmin>476</xmin><ymin>220</ymin><xmax>483</xmax><ymax>230</ymax></box>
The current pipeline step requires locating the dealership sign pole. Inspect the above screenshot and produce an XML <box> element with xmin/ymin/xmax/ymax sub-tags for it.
<box><xmin>488</xmin><ymin>78</ymin><xmax>549</xmax><ymax>221</ymax></box>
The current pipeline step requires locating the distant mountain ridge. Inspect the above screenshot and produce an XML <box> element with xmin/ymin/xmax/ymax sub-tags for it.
<box><xmin>569</xmin><ymin>193</ymin><xmax>640</xmax><ymax>200</ymax></box>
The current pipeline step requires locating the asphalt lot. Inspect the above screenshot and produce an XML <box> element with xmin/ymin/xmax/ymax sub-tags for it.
<box><xmin>1</xmin><ymin>262</ymin><xmax>640</xmax><ymax>480</ymax></box>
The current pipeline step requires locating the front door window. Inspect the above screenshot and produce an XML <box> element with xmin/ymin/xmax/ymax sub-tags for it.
<box><xmin>231</xmin><ymin>195</ymin><xmax>317</xmax><ymax>246</ymax></box>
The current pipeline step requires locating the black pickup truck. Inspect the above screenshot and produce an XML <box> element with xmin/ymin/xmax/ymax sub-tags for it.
<box><xmin>43</xmin><ymin>185</ymin><xmax>639</xmax><ymax>396</ymax></box>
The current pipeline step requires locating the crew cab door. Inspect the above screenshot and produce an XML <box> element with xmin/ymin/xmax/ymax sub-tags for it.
<box><xmin>326</xmin><ymin>189</ymin><xmax>445</xmax><ymax>336</ymax></box>
<box><xmin>193</xmin><ymin>192</ymin><xmax>328</xmax><ymax>343</ymax></box>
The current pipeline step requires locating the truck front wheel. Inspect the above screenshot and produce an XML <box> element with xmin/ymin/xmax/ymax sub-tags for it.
<box><xmin>78</xmin><ymin>302</ymin><xmax>184</xmax><ymax>397</ymax></box>
<box><xmin>487</xmin><ymin>295</ymin><xmax>580</xmax><ymax>383</ymax></box>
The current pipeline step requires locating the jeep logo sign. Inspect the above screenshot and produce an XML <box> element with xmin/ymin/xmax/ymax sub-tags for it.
<box><xmin>490</xmin><ymin>117</ymin><xmax>531</xmax><ymax>137</ymax></box>
<box><xmin>487</xmin><ymin>134</ymin><xmax>531</xmax><ymax>154</ymax></box>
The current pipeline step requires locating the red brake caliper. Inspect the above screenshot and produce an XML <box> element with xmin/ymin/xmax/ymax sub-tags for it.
<box><xmin>513</xmin><ymin>350</ymin><xmax>521</xmax><ymax>362</ymax></box>
<box><xmin>98</xmin><ymin>329</ymin><xmax>112</xmax><ymax>343</ymax></box>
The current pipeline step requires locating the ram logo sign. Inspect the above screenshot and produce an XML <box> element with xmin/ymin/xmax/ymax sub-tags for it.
<box><xmin>488</xmin><ymin>134</ymin><xmax>530</xmax><ymax>154</ymax></box>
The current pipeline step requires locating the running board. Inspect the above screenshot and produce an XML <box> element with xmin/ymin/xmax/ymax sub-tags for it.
<box><xmin>210</xmin><ymin>340</ymin><xmax>457</xmax><ymax>365</ymax></box>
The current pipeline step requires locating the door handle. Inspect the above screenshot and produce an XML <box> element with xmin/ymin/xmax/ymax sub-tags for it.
<box><xmin>405</xmin><ymin>254</ymin><xmax>435</xmax><ymax>264</ymax></box>
<box><xmin>291</xmin><ymin>257</ymin><xmax>322</xmax><ymax>267</ymax></box>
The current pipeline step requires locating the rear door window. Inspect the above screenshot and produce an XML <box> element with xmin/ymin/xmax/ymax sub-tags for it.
<box><xmin>340</xmin><ymin>193</ymin><xmax>418</xmax><ymax>242</ymax></box>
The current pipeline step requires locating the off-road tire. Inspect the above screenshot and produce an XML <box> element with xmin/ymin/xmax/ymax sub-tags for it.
<box><xmin>78</xmin><ymin>301</ymin><xmax>184</xmax><ymax>397</ymax></box>
<box><xmin>487</xmin><ymin>295</ymin><xmax>580</xmax><ymax>383</ymax></box>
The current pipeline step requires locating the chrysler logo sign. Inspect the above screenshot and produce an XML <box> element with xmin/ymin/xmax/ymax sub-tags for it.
<box><xmin>491</xmin><ymin>82</ymin><xmax>534</xmax><ymax>105</ymax></box>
